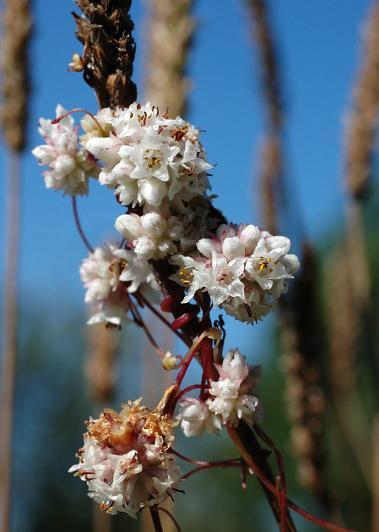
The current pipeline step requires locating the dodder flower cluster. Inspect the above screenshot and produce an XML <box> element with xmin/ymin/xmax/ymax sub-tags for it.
<box><xmin>177</xmin><ymin>349</ymin><xmax>261</xmax><ymax>436</ymax></box>
<box><xmin>32</xmin><ymin>105</ymin><xmax>99</xmax><ymax>195</ymax></box>
<box><xmin>80</xmin><ymin>244</ymin><xmax>159</xmax><ymax>326</ymax></box>
<box><xmin>173</xmin><ymin>224</ymin><xmax>299</xmax><ymax>322</ymax></box>
<box><xmin>33</xmin><ymin>103</ymin><xmax>299</xmax><ymax>325</ymax></box>
<box><xmin>34</xmin><ymin>102</ymin><xmax>300</xmax><ymax>521</ymax></box>
<box><xmin>69</xmin><ymin>400</ymin><xmax>180</xmax><ymax>517</ymax></box>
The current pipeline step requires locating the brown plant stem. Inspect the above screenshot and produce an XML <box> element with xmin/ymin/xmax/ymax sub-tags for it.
<box><xmin>150</xmin><ymin>507</ymin><xmax>164</xmax><ymax>532</ymax></box>
<box><xmin>155</xmin><ymin>506</ymin><xmax>182</xmax><ymax>532</ymax></box>
<box><xmin>0</xmin><ymin>0</ymin><xmax>32</xmax><ymax>529</ymax></box>
<box><xmin>0</xmin><ymin>152</ymin><xmax>21</xmax><ymax>532</ymax></box>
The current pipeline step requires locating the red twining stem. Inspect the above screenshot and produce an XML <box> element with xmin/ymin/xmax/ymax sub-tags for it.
<box><xmin>51</xmin><ymin>107</ymin><xmax>106</xmax><ymax>135</ymax></box>
<box><xmin>174</xmin><ymin>384</ymin><xmax>204</xmax><ymax>404</ymax></box>
<box><xmin>71</xmin><ymin>197</ymin><xmax>94</xmax><ymax>253</ymax></box>
<box><xmin>227</xmin><ymin>426</ymin><xmax>355</xmax><ymax>532</ymax></box>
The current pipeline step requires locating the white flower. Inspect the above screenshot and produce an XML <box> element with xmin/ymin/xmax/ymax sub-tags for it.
<box><xmin>174</xmin><ymin>252</ymin><xmax>245</xmax><ymax>306</ymax></box>
<box><xmin>171</xmin><ymin>223</ymin><xmax>300</xmax><ymax>322</ymax></box>
<box><xmin>116</xmin><ymin>102</ymin><xmax>160</xmax><ymax>139</ymax></box>
<box><xmin>80</xmin><ymin>103</ymin><xmax>213</xmax><ymax>206</ymax></box>
<box><xmin>32</xmin><ymin>105</ymin><xmax>98</xmax><ymax>195</ymax></box>
<box><xmin>119</xmin><ymin>129</ymin><xmax>179</xmax><ymax>182</ymax></box>
<box><xmin>245</xmin><ymin>234</ymin><xmax>295</xmax><ymax>290</ymax></box>
<box><xmin>207</xmin><ymin>349</ymin><xmax>260</xmax><ymax>427</ymax></box>
<box><xmin>80</xmin><ymin>244</ymin><xmax>159</xmax><ymax>326</ymax></box>
<box><xmin>70</xmin><ymin>401</ymin><xmax>181</xmax><ymax>517</ymax></box>
<box><xmin>115</xmin><ymin>212</ymin><xmax>179</xmax><ymax>260</ymax></box>
<box><xmin>176</xmin><ymin>398</ymin><xmax>222</xmax><ymax>437</ymax></box>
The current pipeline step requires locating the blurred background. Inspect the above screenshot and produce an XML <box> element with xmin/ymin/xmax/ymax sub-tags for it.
<box><xmin>1</xmin><ymin>0</ymin><xmax>379</xmax><ymax>531</ymax></box>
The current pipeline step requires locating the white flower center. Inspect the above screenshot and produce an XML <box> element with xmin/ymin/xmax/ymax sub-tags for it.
<box><xmin>216</xmin><ymin>268</ymin><xmax>233</xmax><ymax>284</ymax></box>
<box><xmin>143</xmin><ymin>149</ymin><xmax>162</xmax><ymax>169</ymax></box>
<box><xmin>254</xmin><ymin>257</ymin><xmax>274</xmax><ymax>274</ymax></box>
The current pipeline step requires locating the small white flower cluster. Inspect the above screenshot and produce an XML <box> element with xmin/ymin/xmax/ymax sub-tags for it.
<box><xmin>84</xmin><ymin>102</ymin><xmax>212</xmax><ymax>207</ymax></box>
<box><xmin>33</xmin><ymin>102</ymin><xmax>212</xmax><ymax>205</ymax></box>
<box><xmin>32</xmin><ymin>105</ymin><xmax>99</xmax><ymax>195</ymax></box>
<box><xmin>80</xmin><ymin>244</ymin><xmax>159</xmax><ymax>326</ymax></box>
<box><xmin>177</xmin><ymin>348</ymin><xmax>261</xmax><ymax>436</ymax></box>
<box><xmin>172</xmin><ymin>224</ymin><xmax>300</xmax><ymax>322</ymax></box>
<box><xmin>69</xmin><ymin>400</ymin><xmax>180</xmax><ymax>517</ymax></box>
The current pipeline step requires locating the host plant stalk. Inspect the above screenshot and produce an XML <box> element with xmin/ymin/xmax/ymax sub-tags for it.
<box><xmin>0</xmin><ymin>0</ymin><xmax>32</xmax><ymax>530</ymax></box>
<box><xmin>344</xmin><ymin>1</ymin><xmax>379</xmax><ymax>392</ymax></box>
<box><xmin>86</xmin><ymin>323</ymin><xmax>119</xmax><ymax>532</ymax></box>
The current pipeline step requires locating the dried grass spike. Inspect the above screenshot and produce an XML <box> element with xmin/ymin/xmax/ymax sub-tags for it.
<box><xmin>1</xmin><ymin>0</ymin><xmax>32</xmax><ymax>152</ymax></box>
<box><xmin>74</xmin><ymin>0</ymin><xmax>137</xmax><ymax>108</ymax></box>
<box><xmin>281</xmin><ymin>245</ymin><xmax>333</xmax><ymax>510</ymax></box>
<box><xmin>345</xmin><ymin>3</ymin><xmax>379</xmax><ymax>199</ymax></box>
<box><xmin>145</xmin><ymin>0</ymin><xmax>196</xmax><ymax>118</ymax></box>
<box><xmin>246</xmin><ymin>0</ymin><xmax>285</xmax><ymax>234</ymax></box>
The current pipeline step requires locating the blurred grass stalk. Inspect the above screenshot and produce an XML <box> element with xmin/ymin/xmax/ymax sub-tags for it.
<box><xmin>144</xmin><ymin>0</ymin><xmax>195</xmax><ymax>118</ymax></box>
<box><xmin>343</xmin><ymin>0</ymin><xmax>379</xmax><ymax>378</ymax></box>
<box><xmin>246</xmin><ymin>0</ymin><xmax>333</xmax><ymax>512</ymax></box>
<box><xmin>245</xmin><ymin>0</ymin><xmax>284</xmax><ymax>237</ymax></box>
<box><xmin>0</xmin><ymin>1</ymin><xmax>31</xmax><ymax>531</ymax></box>
<box><xmin>142</xmin><ymin>1</ymin><xmax>195</xmax><ymax>529</ymax></box>
<box><xmin>325</xmin><ymin>0</ymin><xmax>379</xmax><ymax>521</ymax></box>
<box><xmin>86</xmin><ymin>323</ymin><xmax>119</xmax><ymax>532</ymax></box>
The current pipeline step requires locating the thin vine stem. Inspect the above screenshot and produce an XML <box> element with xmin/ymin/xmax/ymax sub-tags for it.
<box><xmin>182</xmin><ymin>461</ymin><xmax>242</xmax><ymax>480</ymax></box>
<box><xmin>171</xmin><ymin>447</ymin><xmax>240</xmax><ymax>467</ymax></box>
<box><xmin>52</xmin><ymin>107</ymin><xmax>106</xmax><ymax>135</ymax></box>
<box><xmin>135</xmin><ymin>291</ymin><xmax>188</xmax><ymax>345</ymax></box>
<box><xmin>71</xmin><ymin>196</ymin><xmax>94</xmax><ymax>253</ymax></box>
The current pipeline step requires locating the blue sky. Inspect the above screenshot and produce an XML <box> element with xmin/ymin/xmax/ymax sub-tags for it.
<box><xmin>0</xmin><ymin>0</ymin><xmax>371</xmax><ymax>356</ymax></box>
